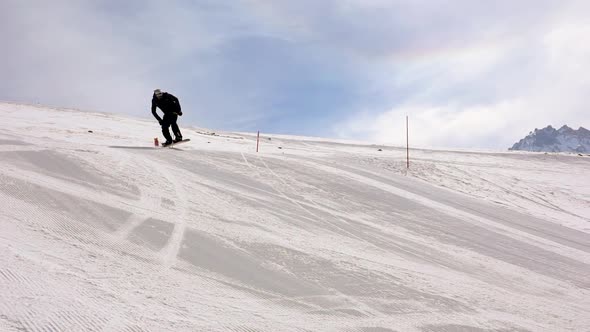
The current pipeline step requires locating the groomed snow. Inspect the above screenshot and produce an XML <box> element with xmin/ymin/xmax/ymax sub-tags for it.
<box><xmin>0</xmin><ymin>102</ymin><xmax>589</xmax><ymax>331</ymax></box>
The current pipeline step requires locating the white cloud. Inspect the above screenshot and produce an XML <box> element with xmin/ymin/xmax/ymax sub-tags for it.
<box><xmin>333</xmin><ymin>100</ymin><xmax>524</xmax><ymax>149</ymax></box>
<box><xmin>334</xmin><ymin>3</ymin><xmax>590</xmax><ymax>149</ymax></box>
<box><xmin>2</xmin><ymin>1</ymin><xmax>253</xmax><ymax>118</ymax></box>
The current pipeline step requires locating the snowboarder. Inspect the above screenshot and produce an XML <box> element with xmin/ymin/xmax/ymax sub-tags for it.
<box><xmin>151</xmin><ymin>89</ymin><xmax>183</xmax><ymax>147</ymax></box>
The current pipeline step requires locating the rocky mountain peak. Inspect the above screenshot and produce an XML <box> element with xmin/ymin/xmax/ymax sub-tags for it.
<box><xmin>510</xmin><ymin>125</ymin><xmax>590</xmax><ymax>153</ymax></box>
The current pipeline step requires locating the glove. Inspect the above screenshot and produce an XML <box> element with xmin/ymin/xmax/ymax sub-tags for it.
<box><xmin>177</xmin><ymin>111</ymin><xmax>183</xmax><ymax>116</ymax></box>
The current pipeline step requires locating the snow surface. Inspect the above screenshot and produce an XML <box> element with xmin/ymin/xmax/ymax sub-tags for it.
<box><xmin>0</xmin><ymin>102</ymin><xmax>589</xmax><ymax>331</ymax></box>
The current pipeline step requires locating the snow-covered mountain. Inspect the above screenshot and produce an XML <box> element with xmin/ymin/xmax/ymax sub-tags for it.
<box><xmin>510</xmin><ymin>125</ymin><xmax>590</xmax><ymax>153</ymax></box>
<box><xmin>1</xmin><ymin>103</ymin><xmax>589</xmax><ymax>331</ymax></box>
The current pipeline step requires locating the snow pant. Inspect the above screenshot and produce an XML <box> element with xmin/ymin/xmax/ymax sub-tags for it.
<box><xmin>161</xmin><ymin>113</ymin><xmax>182</xmax><ymax>142</ymax></box>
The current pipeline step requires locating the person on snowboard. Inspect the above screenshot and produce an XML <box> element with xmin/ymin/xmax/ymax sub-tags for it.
<box><xmin>151</xmin><ymin>89</ymin><xmax>183</xmax><ymax>146</ymax></box>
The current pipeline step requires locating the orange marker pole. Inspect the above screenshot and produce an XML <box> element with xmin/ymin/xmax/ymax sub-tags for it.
<box><xmin>256</xmin><ymin>131</ymin><xmax>260</xmax><ymax>152</ymax></box>
<box><xmin>406</xmin><ymin>116</ymin><xmax>409</xmax><ymax>169</ymax></box>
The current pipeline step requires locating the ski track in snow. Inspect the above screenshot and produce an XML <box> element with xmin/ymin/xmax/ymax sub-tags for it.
<box><xmin>159</xmin><ymin>163</ymin><xmax>190</xmax><ymax>269</ymax></box>
<box><xmin>273</xmin><ymin>155</ymin><xmax>590</xmax><ymax>265</ymax></box>
<box><xmin>0</xmin><ymin>103</ymin><xmax>589</xmax><ymax>331</ymax></box>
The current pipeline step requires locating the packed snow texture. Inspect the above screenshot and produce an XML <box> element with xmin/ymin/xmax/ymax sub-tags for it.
<box><xmin>510</xmin><ymin>125</ymin><xmax>590</xmax><ymax>153</ymax></box>
<box><xmin>0</xmin><ymin>103</ymin><xmax>589</xmax><ymax>331</ymax></box>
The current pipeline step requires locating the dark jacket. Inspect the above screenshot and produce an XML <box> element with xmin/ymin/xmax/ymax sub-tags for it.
<box><xmin>152</xmin><ymin>92</ymin><xmax>181</xmax><ymax>122</ymax></box>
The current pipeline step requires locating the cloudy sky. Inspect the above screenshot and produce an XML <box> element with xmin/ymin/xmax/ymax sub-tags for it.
<box><xmin>2</xmin><ymin>0</ymin><xmax>589</xmax><ymax>149</ymax></box>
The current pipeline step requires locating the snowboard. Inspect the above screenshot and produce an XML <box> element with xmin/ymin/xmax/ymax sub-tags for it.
<box><xmin>163</xmin><ymin>139</ymin><xmax>190</xmax><ymax>148</ymax></box>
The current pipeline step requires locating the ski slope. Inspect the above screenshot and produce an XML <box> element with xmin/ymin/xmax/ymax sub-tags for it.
<box><xmin>0</xmin><ymin>103</ymin><xmax>589</xmax><ymax>331</ymax></box>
